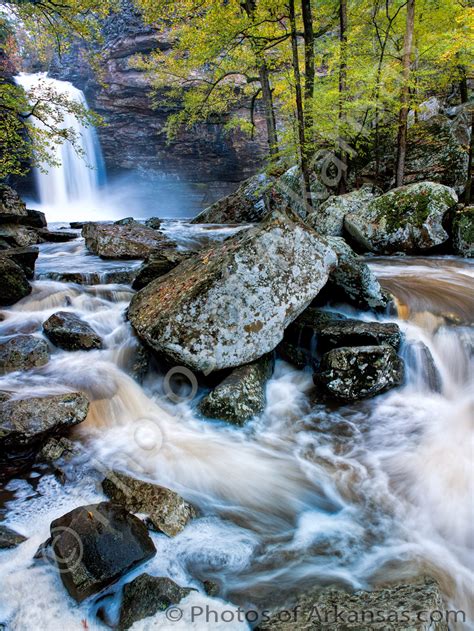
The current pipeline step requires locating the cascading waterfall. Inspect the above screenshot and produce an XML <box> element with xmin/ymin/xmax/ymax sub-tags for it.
<box><xmin>14</xmin><ymin>73</ymin><xmax>105</xmax><ymax>217</ymax></box>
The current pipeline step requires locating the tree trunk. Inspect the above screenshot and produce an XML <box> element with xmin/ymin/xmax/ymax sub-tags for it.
<box><xmin>395</xmin><ymin>0</ymin><xmax>415</xmax><ymax>188</ymax></box>
<box><xmin>301</xmin><ymin>0</ymin><xmax>315</xmax><ymax>137</ymax></box>
<box><xmin>465</xmin><ymin>109</ymin><xmax>473</xmax><ymax>204</ymax></box>
<box><xmin>289</xmin><ymin>0</ymin><xmax>312</xmax><ymax>214</ymax></box>
<box><xmin>338</xmin><ymin>0</ymin><xmax>348</xmax><ymax>193</ymax></box>
<box><xmin>258</xmin><ymin>61</ymin><xmax>278</xmax><ymax>158</ymax></box>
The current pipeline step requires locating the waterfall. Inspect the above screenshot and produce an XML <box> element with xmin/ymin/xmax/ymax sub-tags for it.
<box><xmin>14</xmin><ymin>72</ymin><xmax>105</xmax><ymax>218</ymax></box>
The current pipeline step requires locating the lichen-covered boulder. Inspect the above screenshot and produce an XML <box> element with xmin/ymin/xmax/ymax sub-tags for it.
<box><xmin>0</xmin><ymin>185</ymin><xmax>28</xmax><ymax>223</ymax></box>
<box><xmin>128</xmin><ymin>210</ymin><xmax>337</xmax><ymax>372</ymax></box>
<box><xmin>119</xmin><ymin>574</ymin><xmax>193</xmax><ymax>630</ymax></box>
<box><xmin>344</xmin><ymin>182</ymin><xmax>458</xmax><ymax>254</ymax></box>
<box><xmin>102</xmin><ymin>471</ymin><xmax>197</xmax><ymax>536</ymax></box>
<box><xmin>0</xmin><ymin>246</ymin><xmax>39</xmax><ymax>279</ymax></box>
<box><xmin>0</xmin><ymin>392</ymin><xmax>89</xmax><ymax>451</ymax></box>
<box><xmin>43</xmin><ymin>311</ymin><xmax>103</xmax><ymax>351</ymax></box>
<box><xmin>82</xmin><ymin>222</ymin><xmax>175</xmax><ymax>259</ymax></box>
<box><xmin>0</xmin><ymin>335</ymin><xmax>50</xmax><ymax>375</ymax></box>
<box><xmin>199</xmin><ymin>354</ymin><xmax>274</xmax><ymax>425</ymax></box>
<box><xmin>307</xmin><ymin>185</ymin><xmax>380</xmax><ymax>237</ymax></box>
<box><xmin>132</xmin><ymin>250</ymin><xmax>193</xmax><ymax>290</ymax></box>
<box><xmin>452</xmin><ymin>206</ymin><xmax>473</xmax><ymax>258</ymax></box>
<box><xmin>50</xmin><ymin>502</ymin><xmax>156</xmax><ymax>602</ymax></box>
<box><xmin>314</xmin><ymin>344</ymin><xmax>404</xmax><ymax>400</ymax></box>
<box><xmin>192</xmin><ymin>173</ymin><xmax>274</xmax><ymax>224</ymax></box>
<box><xmin>0</xmin><ymin>258</ymin><xmax>31</xmax><ymax>306</ymax></box>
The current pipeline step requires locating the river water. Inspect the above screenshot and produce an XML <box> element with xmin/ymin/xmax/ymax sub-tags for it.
<box><xmin>0</xmin><ymin>226</ymin><xmax>472</xmax><ymax>630</ymax></box>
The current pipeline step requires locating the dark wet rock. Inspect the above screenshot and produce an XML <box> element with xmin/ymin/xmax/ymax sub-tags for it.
<box><xmin>50</xmin><ymin>501</ymin><xmax>156</xmax><ymax>602</ymax></box>
<box><xmin>322</xmin><ymin>238</ymin><xmax>389</xmax><ymax>311</ymax></box>
<box><xmin>0</xmin><ymin>335</ymin><xmax>50</xmax><ymax>374</ymax></box>
<box><xmin>279</xmin><ymin>309</ymin><xmax>401</xmax><ymax>368</ymax></box>
<box><xmin>38</xmin><ymin>436</ymin><xmax>77</xmax><ymax>463</ymax></box>
<box><xmin>0</xmin><ymin>224</ymin><xmax>39</xmax><ymax>248</ymax></box>
<box><xmin>144</xmin><ymin>217</ymin><xmax>162</xmax><ymax>230</ymax></box>
<box><xmin>102</xmin><ymin>471</ymin><xmax>197</xmax><ymax>536</ymax></box>
<box><xmin>118</xmin><ymin>574</ymin><xmax>193</xmax><ymax>630</ymax></box>
<box><xmin>199</xmin><ymin>354</ymin><xmax>274</xmax><ymax>425</ymax></box>
<box><xmin>0</xmin><ymin>246</ymin><xmax>39</xmax><ymax>279</ymax></box>
<box><xmin>203</xmin><ymin>580</ymin><xmax>220</xmax><ymax>597</ymax></box>
<box><xmin>132</xmin><ymin>250</ymin><xmax>193</xmax><ymax>290</ymax></box>
<box><xmin>0</xmin><ymin>392</ymin><xmax>89</xmax><ymax>451</ymax></box>
<box><xmin>452</xmin><ymin>205</ymin><xmax>473</xmax><ymax>258</ymax></box>
<box><xmin>69</xmin><ymin>221</ymin><xmax>88</xmax><ymax>229</ymax></box>
<box><xmin>0</xmin><ymin>185</ymin><xmax>28</xmax><ymax>223</ymax></box>
<box><xmin>23</xmin><ymin>208</ymin><xmax>47</xmax><ymax>229</ymax></box>
<box><xmin>307</xmin><ymin>185</ymin><xmax>380</xmax><ymax>237</ymax></box>
<box><xmin>345</xmin><ymin>182</ymin><xmax>458</xmax><ymax>254</ymax></box>
<box><xmin>404</xmin><ymin>341</ymin><xmax>442</xmax><ymax>393</ymax></box>
<box><xmin>40</xmin><ymin>269</ymin><xmax>137</xmax><ymax>285</ymax></box>
<box><xmin>192</xmin><ymin>173</ymin><xmax>274</xmax><ymax>224</ymax></box>
<box><xmin>0</xmin><ymin>524</ymin><xmax>27</xmax><ymax>549</ymax></box>
<box><xmin>36</xmin><ymin>229</ymin><xmax>78</xmax><ymax>243</ymax></box>
<box><xmin>258</xmin><ymin>576</ymin><xmax>448</xmax><ymax>631</ymax></box>
<box><xmin>129</xmin><ymin>210</ymin><xmax>337</xmax><ymax>372</ymax></box>
<box><xmin>0</xmin><ymin>258</ymin><xmax>31</xmax><ymax>306</ymax></box>
<box><xmin>83</xmin><ymin>221</ymin><xmax>175</xmax><ymax>259</ymax></box>
<box><xmin>314</xmin><ymin>344</ymin><xmax>404</xmax><ymax>401</ymax></box>
<box><xmin>43</xmin><ymin>311</ymin><xmax>103</xmax><ymax>351</ymax></box>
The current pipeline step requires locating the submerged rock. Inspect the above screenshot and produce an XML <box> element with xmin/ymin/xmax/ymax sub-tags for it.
<box><xmin>132</xmin><ymin>250</ymin><xmax>192</xmax><ymax>290</ymax></box>
<box><xmin>83</xmin><ymin>221</ymin><xmax>175</xmax><ymax>259</ymax></box>
<box><xmin>307</xmin><ymin>185</ymin><xmax>379</xmax><ymax>237</ymax></box>
<box><xmin>0</xmin><ymin>246</ymin><xmax>39</xmax><ymax>279</ymax></box>
<box><xmin>0</xmin><ymin>392</ymin><xmax>89</xmax><ymax>451</ymax></box>
<box><xmin>36</xmin><ymin>229</ymin><xmax>77</xmax><ymax>243</ymax></box>
<box><xmin>43</xmin><ymin>311</ymin><xmax>103</xmax><ymax>351</ymax></box>
<box><xmin>452</xmin><ymin>206</ymin><xmax>473</xmax><ymax>258</ymax></box>
<box><xmin>0</xmin><ymin>524</ymin><xmax>27</xmax><ymax>549</ymax></box>
<box><xmin>102</xmin><ymin>471</ymin><xmax>197</xmax><ymax>536</ymax></box>
<box><xmin>199</xmin><ymin>354</ymin><xmax>274</xmax><ymax>425</ymax></box>
<box><xmin>0</xmin><ymin>185</ymin><xmax>28</xmax><ymax>223</ymax></box>
<box><xmin>0</xmin><ymin>335</ymin><xmax>50</xmax><ymax>374</ymax></box>
<box><xmin>0</xmin><ymin>258</ymin><xmax>31</xmax><ymax>306</ymax></box>
<box><xmin>118</xmin><ymin>574</ymin><xmax>193</xmax><ymax>630</ymax></box>
<box><xmin>129</xmin><ymin>210</ymin><xmax>337</xmax><ymax>372</ymax></box>
<box><xmin>314</xmin><ymin>344</ymin><xmax>404</xmax><ymax>401</ymax></box>
<box><xmin>259</xmin><ymin>576</ymin><xmax>448</xmax><ymax>630</ymax></box>
<box><xmin>50</xmin><ymin>502</ymin><xmax>156</xmax><ymax>602</ymax></box>
<box><xmin>344</xmin><ymin>182</ymin><xmax>458</xmax><ymax>254</ymax></box>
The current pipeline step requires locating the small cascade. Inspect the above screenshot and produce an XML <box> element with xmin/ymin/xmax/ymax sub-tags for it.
<box><xmin>14</xmin><ymin>72</ymin><xmax>105</xmax><ymax>217</ymax></box>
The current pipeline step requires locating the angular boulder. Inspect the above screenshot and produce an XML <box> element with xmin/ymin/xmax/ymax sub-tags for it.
<box><xmin>102</xmin><ymin>471</ymin><xmax>197</xmax><ymax>536</ymax></box>
<box><xmin>452</xmin><ymin>206</ymin><xmax>473</xmax><ymax>258</ymax></box>
<box><xmin>36</xmin><ymin>229</ymin><xmax>77</xmax><ymax>243</ymax></box>
<box><xmin>144</xmin><ymin>217</ymin><xmax>162</xmax><ymax>230</ymax></box>
<box><xmin>280</xmin><ymin>309</ymin><xmax>401</xmax><ymax>368</ymax></box>
<box><xmin>119</xmin><ymin>574</ymin><xmax>193</xmax><ymax>630</ymax></box>
<box><xmin>128</xmin><ymin>210</ymin><xmax>337</xmax><ymax>372</ymax></box>
<box><xmin>0</xmin><ymin>524</ymin><xmax>27</xmax><ymax>549</ymax></box>
<box><xmin>0</xmin><ymin>334</ymin><xmax>50</xmax><ymax>374</ymax></box>
<box><xmin>50</xmin><ymin>502</ymin><xmax>156</xmax><ymax>602</ymax></box>
<box><xmin>82</xmin><ymin>222</ymin><xmax>175</xmax><ymax>259</ymax></box>
<box><xmin>307</xmin><ymin>185</ymin><xmax>379</xmax><ymax>237</ymax></box>
<box><xmin>0</xmin><ymin>246</ymin><xmax>39</xmax><ymax>279</ymax></box>
<box><xmin>199</xmin><ymin>354</ymin><xmax>274</xmax><ymax>425</ymax></box>
<box><xmin>0</xmin><ymin>224</ymin><xmax>39</xmax><ymax>248</ymax></box>
<box><xmin>259</xmin><ymin>577</ymin><xmax>448</xmax><ymax>631</ymax></box>
<box><xmin>132</xmin><ymin>250</ymin><xmax>192</xmax><ymax>291</ymax></box>
<box><xmin>0</xmin><ymin>185</ymin><xmax>28</xmax><ymax>223</ymax></box>
<box><xmin>314</xmin><ymin>344</ymin><xmax>404</xmax><ymax>401</ymax></box>
<box><xmin>43</xmin><ymin>311</ymin><xmax>103</xmax><ymax>351</ymax></box>
<box><xmin>344</xmin><ymin>182</ymin><xmax>458</xmax><ymax>254</ymax></box>
<box><xmin>0</xmin><ymin>392</ymin><xmax>89</xmax><ymax>451</ymax></box>
<box><xmin>23</xmin><ymin>208</ymin><xmax>47</xmax><ymax>228</ymax></box>
<box><xmin>0</xmin><ymin>258</ymin><xmax>31</xmax><ymax>306</ymax></box>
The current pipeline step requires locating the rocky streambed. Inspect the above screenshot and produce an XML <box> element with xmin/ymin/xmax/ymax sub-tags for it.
<box><xmin>0</xmin><ymin>182</ymin><xmax>473</xmax><ymax>630</ymax></box>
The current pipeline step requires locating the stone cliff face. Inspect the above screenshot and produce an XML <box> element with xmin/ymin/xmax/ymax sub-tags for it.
<box><xmin>50</xmin><ymin>1</ymin><xmax>268</xmax><ymax>212</ymax></box>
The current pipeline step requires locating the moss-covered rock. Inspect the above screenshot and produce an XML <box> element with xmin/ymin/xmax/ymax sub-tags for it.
<box><xmin>344</xmin><ymin>181</ymin><xmax>458</xmax><ymax>254</ymax></box>
<box><xmin>199</xmin><ymin>354</ymin><xmax>274</xmax><ymax>425</ymax></box>
<box><xmin>0</xmin><ymin>258</ymin><xmax>31</xmax><ymax>306</ymax></box>
<box><xmin>0</xmin><ymin>335</ymin><xmax>50</xmax><ymax>375</ymax></box>
<box><xmin>452</xmin><ymin>205</ymin><xmax>473</xmax><ymax>258</ymax></box>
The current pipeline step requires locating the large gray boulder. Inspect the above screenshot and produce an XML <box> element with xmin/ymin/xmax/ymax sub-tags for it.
<box><xmin>102</xmin><ymin>471</ymin><xmax>197</xmax><ymax>537</ymax></box>
<box><xmin>344</xmin><ymin>182</ymin><xmax>458</xmax><ymax>254</ymax></box>
<box><xmin>0</xmin><ymin>392</ymin><xmax>89</xmax><ymax>451</ymax></box>
<box><xmin>259</xmin><ymin>577</ymin><xmax>448</xmax><ymax>630</ymax></box>
<box><xmin>0</xmin><ymin>258</ymin><xmax>31</xmax><ymax>306</ymax></box>
<box><xmin>0</xmin><ymin>335</ymin><xmax>50</xmax><ymax>374</ymax></box>
<box><xmin>314</xmin><ymin>344</ymin><xmax>404</xmax><ymax>401</ymax></box>
<box><xmin>82</xmin><ymin>222</ymin><xmax>176</xmax><ymax>259</ymax></box>
<box><xmin>128</xmin><ymin>210</ymin><xmax>337</xmax><ymax>372</ymax></box>
<box><xmin>452</xmin><ymin>206</ymin><xmax>473</xmax><ymax>258</ymax></box>
<box><xmin>43</xmin><ymin>311</ymin><xmax>103</xmax><ymax>351</ymax></box>
<box><xmin>199</xmin><ymin>354</ymin><xmax>274</xmax><ymax>425</ymax></box>
<box><xmin>307</xmin><ymin>185</ymin><xmax>379</xmax><ymax>237</ymax></box>
<box><xmin>132</xmin><ymin>250</ymin><xmax>193</xmax><ymax>291</ymax></box>
<box><xmin>50</xmin><ymin>502</ymin><xmax>156</xmax><ymax>602</ymax></box>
